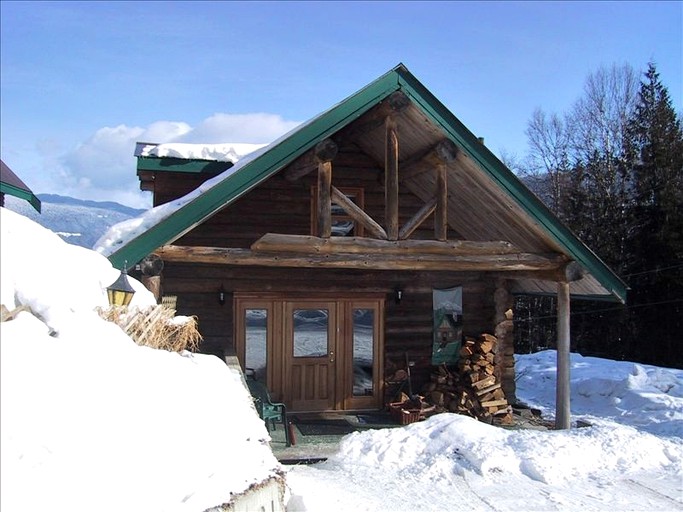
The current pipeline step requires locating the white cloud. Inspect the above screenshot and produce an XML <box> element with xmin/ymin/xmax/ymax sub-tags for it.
<box><xmin>179</xmin><ymin>113</ymin><xmax>300</xmax><ymax>143</ymax></box>
<box><xmin>19</xmin><ymin>113</ymin><xmax>300</xmax><ymax>209</ymax></box>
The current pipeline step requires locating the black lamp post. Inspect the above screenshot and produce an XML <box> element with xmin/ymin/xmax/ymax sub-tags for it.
<box><xmin>107</xmin><ymin>263</ymin><xmax>136</xmax><ymax>306</ymax></box>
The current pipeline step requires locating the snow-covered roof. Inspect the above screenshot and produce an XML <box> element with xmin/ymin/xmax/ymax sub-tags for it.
<box><xmin>135</xmin><ymin>142</ymin><xmax>267</xmax><ymax>163</ymax></box>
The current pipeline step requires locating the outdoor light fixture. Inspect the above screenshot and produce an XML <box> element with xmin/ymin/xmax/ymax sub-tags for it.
<box><xmin>106</xmin><ymin>262</ymin><xmax>136</xmax><ymax>307</ymax></box>
<box><xmin>394</xmin><ymin>287</ymin><xmax>403</xmax><ymax>305</ymax></box>
<box><xmin>218</xmin><ymin>285</ymin><xmax>226</xmax><ymax>306</ymax></box>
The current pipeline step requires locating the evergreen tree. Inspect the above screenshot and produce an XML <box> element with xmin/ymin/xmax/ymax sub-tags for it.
<box><xmin>623</xmin><ymin>63</ymin><xmax>683</xmax><ymax>366</ymax></box>
<box><xmin>515</xmin><ymin>63</ymin><xmax>683</xmax><ymax>368</ymax></box>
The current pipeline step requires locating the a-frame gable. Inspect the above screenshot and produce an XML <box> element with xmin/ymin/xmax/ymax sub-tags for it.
<box><xmin>103</xmin><ymin>64</ymin><xmax>627</xmax><ymax>302</ymax></box>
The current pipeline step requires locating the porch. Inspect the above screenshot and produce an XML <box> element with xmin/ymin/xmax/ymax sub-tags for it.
<box><xmin>268</xmin><ymin>411</ymin><xmax>400</xmax><ymax>464</ymax></box>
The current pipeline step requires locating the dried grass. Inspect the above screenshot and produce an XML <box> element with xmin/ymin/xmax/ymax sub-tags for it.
<box><xmin>97</xmin><ymin>305</ymin><xmax>202</xmax><ymax>353</ymax></box>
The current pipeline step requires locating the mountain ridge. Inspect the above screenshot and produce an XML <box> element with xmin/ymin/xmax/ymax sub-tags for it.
<box><xmin>3</xmin><ymin>194</ymin><xmax>147</xmax><ymax>250</ymax></box>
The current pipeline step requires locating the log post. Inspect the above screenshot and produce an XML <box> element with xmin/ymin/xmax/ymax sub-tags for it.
<box><xmin>317</xmin><ymin>161</ymin><xmax>332</xmax><ymax>238</ymax></box>
<box><xmin>140</xmin><ymin>254</ymin><xmax>164</xmax><ymax>303</ymax></box>
<box><xmin>142</xmin><ymin>276</ymin><xmax>161</xmax><ymax>303</ymax></box>
<box><xmin>435</xmin><ymin>161</ymin><xmax>448</xmax><ymax>241</ymax></box>
<box><xmin>385</xmin><ymin>117</ymin><xmax>399</xmax><ymax>240</ymax></box>
<box><xmin>555</xmin><ymin>280</ymin><xmax>571</xmax><ymax>429</ymax></box>
<box><xmin>315</xmin><ymin>139</ymin><xmax>338</xmax><ymax>238</ymax></box>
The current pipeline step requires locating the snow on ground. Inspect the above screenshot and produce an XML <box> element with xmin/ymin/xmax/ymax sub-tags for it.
<box><xmin>1</xmin><ymin>208</ymin><xmax>281</xmax><ymax>512</ymax></box>
<box><xmin>2</xmin><ymin>207</ymin><xmax>682</xmax><ymax>512</ymax></box>
<box><xmin>285</xmin><ymin>355</ymin><xmax>682</xmax><ymax>511</ymax></box>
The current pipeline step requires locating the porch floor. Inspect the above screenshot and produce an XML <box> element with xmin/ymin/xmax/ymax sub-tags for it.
<box><xmin>268</xmin><ymin>411</ymin><xmax>401</xmax><ymax>463</ymax></box>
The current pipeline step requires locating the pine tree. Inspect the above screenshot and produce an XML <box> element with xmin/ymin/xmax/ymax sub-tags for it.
<box><xmin>624</xmin><ymin>62</ymin><xmax>683</xmax><ymax>366</ymax></box>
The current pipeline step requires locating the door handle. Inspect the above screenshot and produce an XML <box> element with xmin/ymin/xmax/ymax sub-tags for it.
<box><xmin>329</xmin><ymin>351</ymin><xmax>335</xmax><ymax>363</ymax></box>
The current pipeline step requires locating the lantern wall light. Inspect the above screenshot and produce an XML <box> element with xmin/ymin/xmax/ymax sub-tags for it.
<box><xmin>107</xmin><ymin>262</ymin><xmax>136</xmax><ymax>306</ymax></box>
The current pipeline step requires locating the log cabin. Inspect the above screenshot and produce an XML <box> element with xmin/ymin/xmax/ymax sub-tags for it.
<box><xmin>101</xmin><ymin>64</ymin><xmax>627</xmax><ymax>426</ymax></box>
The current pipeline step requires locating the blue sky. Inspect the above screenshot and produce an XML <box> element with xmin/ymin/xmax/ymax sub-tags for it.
<box><xmin>1</xmin><ymin>1</ymin><xmax>681</xmax><ymax>208</ymax></box>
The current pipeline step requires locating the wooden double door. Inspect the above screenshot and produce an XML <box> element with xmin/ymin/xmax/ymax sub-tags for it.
<box><xmin>235</xmin><ymin>294</ymin><xmax>384</xmax><ymax>412</ymax></box>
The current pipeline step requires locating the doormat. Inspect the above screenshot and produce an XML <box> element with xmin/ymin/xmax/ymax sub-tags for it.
<box><xmin>356</xmin><ymin>413</ymin><xmax>396</xmax><ymax>426</ymax></box>
<box><xmin>292</xmin><ymin>418</ymin><xmax>356</xmax><ymax>436</ymax></box>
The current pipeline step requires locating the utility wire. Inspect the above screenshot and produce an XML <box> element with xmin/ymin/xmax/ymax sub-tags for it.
<box><xmin>514</xmin><ymin>297</ymin><xmax>683</xmax><ymax>323</ymax></box>
<box><xmin>622</xmin><ymin>263</ymin><xmax>683</xmax><ymax>278</ymax></box>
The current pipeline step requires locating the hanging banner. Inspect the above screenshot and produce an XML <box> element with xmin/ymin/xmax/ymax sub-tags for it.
<box><xmin>432</xmin><ymin>286</ymin><xmax>463</xmax><ymax>365</ymax></box>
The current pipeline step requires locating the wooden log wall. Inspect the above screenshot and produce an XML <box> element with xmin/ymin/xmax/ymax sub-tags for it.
<box><xmin>155</xmin><ymin>260</ymin><xmax>501</xmax><ymax>403</ymax></box>
<box><xmin>141</xmin><ymin>143</ymin><xmax>515</xmax><ymax>404</ymax></box>
<box><xmin>164</xmin><ymin>145</ymin><xmax>462</xmax><ymax>249</ymax></box>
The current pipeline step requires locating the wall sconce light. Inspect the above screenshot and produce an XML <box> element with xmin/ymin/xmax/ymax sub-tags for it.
<box><xmin>107</xmin><ymin>262</ymin><xmax>136</xmax><ymax>307</ymax></box>
<box><xmin>394</xmin><ymin>287</ymin><xmax>403</xmax><ymax>305</ymax></box>
<box><xmin>218</xmin><ymin>285</ymin><xmax>226</xmax><ymax>306</ymax></box>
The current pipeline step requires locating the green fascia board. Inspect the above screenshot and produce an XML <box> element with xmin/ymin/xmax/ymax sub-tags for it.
<box><xmin>393</xmin><ymin>66</ymin><xmax>627</xmax><ymax>303</ymax></box>
<box><xmin>0</xmin><ymin>182</ymin><xmax>41</xmax><ymax>212</ymax></box>
<box><xmin>107</xmin><ymin>68</ymin><xmax>401</xmax><ymax>270</ymax></box>
<box><xmin>137</xmin><ymin>156</ymin><xmax>234</xmax><ymax>175</ymax></box>
<box><xmin>109</xmin><ymin>63</ymin><xmax>627</xmax><ymax>303</ymax></box>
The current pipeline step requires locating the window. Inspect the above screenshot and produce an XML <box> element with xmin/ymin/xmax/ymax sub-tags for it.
<box><xmin>311</xmin><ymin>187</ymin><xmax>364</xmax><ymax>237</ymax></box>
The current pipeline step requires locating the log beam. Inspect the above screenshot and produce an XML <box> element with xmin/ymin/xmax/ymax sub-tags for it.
<box><xmin>399</xmin><ymin>139</ymin><xmax>459</xmax><ymax>183</ymax></box>
<box><xmin>398</xmin><ymin>197</ymin><xmax>436</xmax><ymax>240</ymax></box>
<box><xmin>283</xmin><ymin>138</ymin><xmax>338</xmax><ymax>182</ymax></box>
<box><xmin>252</xmin><ymin>233</ymin><xmax>522</xmax><ymax>256</ymax></box>
<box><xmin>331</xmin><ymin>186</ymin><xmax>387</xmax><ymax>240</ymax></box>
<box><xmin>334</xmin><ymin>91</ymin><xmax>410</xmax><ymax>146</ymax></box>
<box><xmin>158</xmin><ymin>244</ymin><xmax>566</xmax><ymax>272</ymax></box>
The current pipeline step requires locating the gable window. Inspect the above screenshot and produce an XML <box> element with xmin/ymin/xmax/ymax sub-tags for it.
<box><xmin>311</xmin><ymin>187</ymin><xmax>364</xmax><ymax>237</ymax></box>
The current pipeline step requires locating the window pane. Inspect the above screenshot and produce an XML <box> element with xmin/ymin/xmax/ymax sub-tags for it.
<box><xmin>245</xmin><ymin>309</ymin><xmax>267</xmax><ymax>381</ymax></box>
<box><xmin>353</xmin><ymin>308</ymin><xmax>374</xmax><ymax>396</ymax></box>
<box><xmin>293</xmin><ymin>309</ymin><xmax>329</xmax><ymax>357</ymax></box>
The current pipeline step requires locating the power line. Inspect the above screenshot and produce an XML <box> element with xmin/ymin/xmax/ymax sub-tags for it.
<box><xmin>514</xmin><ymin>297</ymin><xmax>683</xmax><ymax>323</ymax></box>
<box><xmin>622</xmin><ymin>263</ymin><xmax>683</xmax><ymax>278</ymax></box>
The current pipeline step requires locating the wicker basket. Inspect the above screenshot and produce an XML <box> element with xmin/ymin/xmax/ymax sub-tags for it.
<box><xmin>388</xmin><ymin>402</ymin><xmax>422</xmax><ymax>425</ymax></box>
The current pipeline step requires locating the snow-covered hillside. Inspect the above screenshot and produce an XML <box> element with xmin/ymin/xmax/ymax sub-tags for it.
<box><xmin>4</xmin><ymin>194</ymin><xmax>145</xmax><ymax>249</ymax></box>
<box><xmin>1</xmin><ymin>207</ymin><xmax>681</xmax><ymax>512</ymax></box>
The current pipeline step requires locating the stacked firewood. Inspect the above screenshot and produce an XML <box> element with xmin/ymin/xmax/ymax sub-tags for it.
<box><xmin>422</xmin><ymin>333</ymin><xmax>513</xmax><ymax>424</ymax></box>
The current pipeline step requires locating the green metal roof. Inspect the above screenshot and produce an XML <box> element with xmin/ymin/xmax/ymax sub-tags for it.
<box><xmin>0</xmin><ymin>160</ymin><xmax>41</xmax><ymax>212</ymax></box>
<box><xmin>107</xmin><ymin>64</ymin><xmax>627</xmax><ymax>302</ymax></box>
<box><xmin>137</xmin><ymin>156</ymin><xmax>234</xmax><ymax>175</ymax></box>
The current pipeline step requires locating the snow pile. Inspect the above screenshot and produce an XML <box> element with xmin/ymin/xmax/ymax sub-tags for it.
<box><xmin>0</xmin><ymin>208</ymin><xmax>281</xmax><ymax>512</ymax></box>
<box><xmin>138</xmin><ymin>142</ymin><xmax>266</xmax><ymax>162</ymax></box>
<box><xmin>516</xmin><ymin>350</ymin><xmax>683</xmax><ymax>437</ymax></box>
<box><xmin>286</xmin><ymin>354</ymin><xmax>683</xmax><ymax>511</ymax></box>
<box><xmin>287</xmin><ymin>411</ymin><xmax>682</xmax><ymax>511</ymax></box>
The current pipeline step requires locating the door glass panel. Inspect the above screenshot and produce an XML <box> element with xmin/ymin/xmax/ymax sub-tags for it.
<box><xmin>293</xmin><ymin>309</ymin><xmax>329</xmax><ymax>357</ymax></box>
<box><xmin>245</xmin><ymin>309</ymin><xmax>267</xmax><ymax>381</ymax></box>
<box><xmin>353</xmin><ymin>308</ymin><xmax>374</xmax><ymax>396</ymax></box>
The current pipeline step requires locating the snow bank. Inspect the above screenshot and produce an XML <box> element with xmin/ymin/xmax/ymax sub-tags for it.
<box><xmin>286</xmin><ymin>351</ymin><xmax>683</xmax><ymax>511</ymax></box>
<box><xmin>330</xmin><ymin>413</ymin><xmax>680</xmax><ymax>485</ymax></box>
<box><xmin>516</xmin><ymin>350</ymin><xmax>683</xmax><ymax>437</ymax></box>
<box><xmin>0</xmin><ymin>207</ymin><xmax>281</xmax><ymax>511</ymax></box>
<box><xmin>287</xmin><ymin>412</ymin><xmax>682</xmax><ymax>512</ymax></box>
